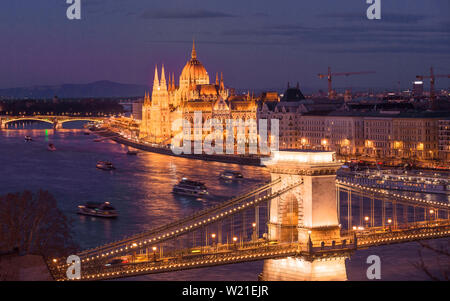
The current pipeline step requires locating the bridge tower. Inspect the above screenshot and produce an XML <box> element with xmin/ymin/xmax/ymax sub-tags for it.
<box><xmin>263</xmin><ymin>150</ymin><xmax>342</xmax><ymax>244</ymax></box>
<box><xmin>261</xmin><ymin>150</ymin><xmax>346</xmax><ymax>281</ymax></box>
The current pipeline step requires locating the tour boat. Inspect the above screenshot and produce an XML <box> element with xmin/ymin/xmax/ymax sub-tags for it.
<box><xmin>96</xmin><ymin>161</ymin><xmax>115</xmax><ymax>170</ymax></box>
<box><xmin>172</xmin><ymin>177</ymin><xmax>208</xmax><ymax>197</ymax></box>
<box><xmin>77</xmin><ymin>202</ymin><xmax>118</xmax><ymax>218</ymax></box>
<box><xmin>24</xmin><ymin>136</ymin><xmax>33</xmax><ymax>141</ymax></box>
<box><xmin>338</xmin><ymin>169</ymin><xmax>450</xmax><ymax>195</ymax></box>
<box><xmin>219</xmin><ymin>170</ymin><xmax>244</xmax><ymax>180</ymax></box>
<box><xmin>47</xmin><ymin>143</ymin><xmax>56</xmax><ymax>151</ymax></box>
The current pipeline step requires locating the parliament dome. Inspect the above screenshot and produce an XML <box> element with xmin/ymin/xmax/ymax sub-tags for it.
<box><xmin>179</xmin><ymin>41</ymin><xmax>210</xmax><ymax>86</ymax></box>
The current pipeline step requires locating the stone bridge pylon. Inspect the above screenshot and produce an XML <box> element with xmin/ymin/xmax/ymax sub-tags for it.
<box><xmin>263</xmin><ymin>151</ymin><xmax>343</xmax><ymax>245</ymax></box>
<box><xmin>261</xmin><ymin>150</ymin><xmax>346</xmax><ymax>281</ymax></box>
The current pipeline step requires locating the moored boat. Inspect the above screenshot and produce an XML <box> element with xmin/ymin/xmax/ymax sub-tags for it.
<box><xmin>338</xmin><ymin>168</ymin><xmax>450</xmax><ymax>195</ymax></box>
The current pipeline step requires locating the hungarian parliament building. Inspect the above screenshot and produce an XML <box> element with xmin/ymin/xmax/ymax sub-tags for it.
<box><xmin>139</xmin><ymin>42</ymin><xmax>258</xmax><ymax>145</ymax></box>
<box><xmin>130</xmin><ymin>42</ymin><xmax>449</xmax><ymax>165</ymax></box>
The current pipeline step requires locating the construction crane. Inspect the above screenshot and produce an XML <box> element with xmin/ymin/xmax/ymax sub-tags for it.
<box><xmin>318</xmin><ymin>67</ymin><xmax>376</xmax><ymax>99</ymax></box>
<box><xmin>416</xmin><ymin>67</ymin><xmax>450</xmax><ymax>101</ymax></box>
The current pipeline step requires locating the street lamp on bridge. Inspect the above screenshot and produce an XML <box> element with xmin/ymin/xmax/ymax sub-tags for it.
<box><xmin>233</xmin><ymin>236</ymin><xmax>238</xmax><ymax>249</ymax></box>
<box><xmin>211</xmin><ymin>233</ymin><xmax>217</xmax><ymax>251</ymax></box>
<box><xmin>152</xmin><ymin>246</ymin><xmax>157</xmax><ymax>261</ymax></box>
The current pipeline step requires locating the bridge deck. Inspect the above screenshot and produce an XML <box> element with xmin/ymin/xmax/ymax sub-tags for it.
<box><xmin>51</xmin><ymin>222</ymin><xmax>450</xmax><ymax>281</ymax></box>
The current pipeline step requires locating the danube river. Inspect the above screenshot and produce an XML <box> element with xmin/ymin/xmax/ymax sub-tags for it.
<box><xmin>0</xmin><ymin>123</ymin><xmax>447</xmax><ymax>280</ymax></box>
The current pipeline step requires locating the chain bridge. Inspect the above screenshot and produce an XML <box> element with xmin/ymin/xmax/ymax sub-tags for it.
<box><xmin>48</xmin><ymin>150</ymin><xmax>450</xmax><ymax>281</ymax></box>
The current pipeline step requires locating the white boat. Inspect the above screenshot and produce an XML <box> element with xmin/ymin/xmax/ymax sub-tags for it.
<box><xmin>24</xmin><ymin>136</ymin><xmax>33</xmax><ymax>142</ymax></box>
<box><xmin>96</xmin><ymin>161</ymin><xmax>115</xmax><ymax>170</ymax></box>
<box><xmin>338</xmin><ymin>169</ymin><xmax>450</xmax><ymax>195</ymax></box>
<box><xmin>77</xmin><ymin>202</ymin><xmax>118</xmax><ymax>218</ymax></box>
<box><xmin>219</xmin><ymin>170</ymin><xmax>243</xmax><ymax>180</ymax></box>
<box><xmin>172</xmin><ymin>177</ymin><xmax>208</xmax><ymax>197</ymax></box>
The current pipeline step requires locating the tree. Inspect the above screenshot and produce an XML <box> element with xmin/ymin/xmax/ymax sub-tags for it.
<box><xmin>0</xmin><ymin>190</ymin><xmax>78</xmax><ymax>258</ymax></box>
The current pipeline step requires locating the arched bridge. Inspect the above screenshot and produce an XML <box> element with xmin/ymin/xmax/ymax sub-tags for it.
<box><xmin>48</xmin><ymin>151</ymin><xmax>450</xmax><ymax>281</ymax></box>
<box><xmin>0</xmin><ymin>115</ymin><xmax>105</xmax><ymax>129</ymax></box>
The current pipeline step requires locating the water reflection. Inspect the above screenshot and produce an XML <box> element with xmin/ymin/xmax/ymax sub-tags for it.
<box><xmin>0</xmin><ymin>127</ymin><xmax>270</xmax><ymax>250</ymax></box>
<box><xmin>260</xmin><ymin>257</ymin><xmax>348</xmax><ymax>281</ymax></box>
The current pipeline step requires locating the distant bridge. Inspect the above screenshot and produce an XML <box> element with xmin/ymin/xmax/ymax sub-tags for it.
<box><xmin>0</xmin><ymin>115</ymin><xmax>105</xmax><ymax>129</ymax></box>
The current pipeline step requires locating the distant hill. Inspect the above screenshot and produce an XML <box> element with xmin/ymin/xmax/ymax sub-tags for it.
<box><xmin>0</xmin><ymin>80</ymin><xmax>150</xmax><ymax>98</ymax></box>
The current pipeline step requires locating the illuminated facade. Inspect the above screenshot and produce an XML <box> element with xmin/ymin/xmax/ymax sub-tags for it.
<box><xmin>140</xmin><ymin>42</ymin><xmax>257</xmax><ymax>145</ymax></box>
<box><xmin>439</xmin><ymin>119</ymin><xmax>450</xmax><ymax>162</ymax></box>
<box><xmin>262</xmin><ymin>109</ymin><xmax>446</xmax><ymax>163</ymax></box>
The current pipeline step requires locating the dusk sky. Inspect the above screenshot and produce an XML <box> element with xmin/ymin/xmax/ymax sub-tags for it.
<box><xmin>1</xmin><ymin>0</ymin><xmax>449</xmax><ymax>92</ymax></box>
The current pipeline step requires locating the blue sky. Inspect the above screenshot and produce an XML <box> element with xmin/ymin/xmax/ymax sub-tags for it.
<box><xmin>0</xmin><ymin>0</ymin><xmax>449</xmax><ymax>92</ymax></box>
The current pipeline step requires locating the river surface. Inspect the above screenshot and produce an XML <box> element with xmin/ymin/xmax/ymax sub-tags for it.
<box><xmin>0</xmin><ymin>123</ymin><xmax>448</xmax><ymax>281</ymax></box>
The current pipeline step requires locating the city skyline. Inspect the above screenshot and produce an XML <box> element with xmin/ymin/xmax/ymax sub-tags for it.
<box><xmin>0</xmin><ymin>0</ymin><xmax>449</xmax><ymax>91</ymax></box>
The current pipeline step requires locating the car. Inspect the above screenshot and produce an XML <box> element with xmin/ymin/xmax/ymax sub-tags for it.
<box><xmin>104</xmin><ymin>258</ymin><xmax>124</xmax><ymax>267</ymax></box>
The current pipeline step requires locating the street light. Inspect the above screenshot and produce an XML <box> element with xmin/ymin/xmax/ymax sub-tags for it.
<box><xmin>252</xmin><ymin>222</ymin><xmax>257</xmax><ymax>241</ymax></box>
<box><xmin>429</xmin><ymin>209</ymin><xmax>435</xmax><ymax>221</ymax></box>
<box><xmin>152</xmin><ymin>246</ymin><xmax>157</xmax><ymax>261</ymax></box>
<box><xmin>211</xmin><ymin>233</ymin><xmax>217</xmax><ymax>250</ymax></box>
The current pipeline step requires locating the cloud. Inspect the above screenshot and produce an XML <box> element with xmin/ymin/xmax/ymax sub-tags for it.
<box><xmin>317</xmin><ymin>12</ymin><xmax>428</xmax><ymax>24</ymax></box>
<box><xmin>141</xmin><ymin>9</ymin><xmax>236</xmax><ymax>19</ymax></box>
<box><xmin>218</xmin><ymin>20</ymin><xmax>450</xmax><ymax>54</ymax></box>
<box><xmin>326</xmin><ymin>46</ymin><xmax>450</xmax><ymax>54</ymax></box>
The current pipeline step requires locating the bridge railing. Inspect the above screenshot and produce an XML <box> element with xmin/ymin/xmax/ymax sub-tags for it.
<box><xmin>357</xmin><ymin>221</ymin><xmax>450</xmax><ymax>246</ymax></box>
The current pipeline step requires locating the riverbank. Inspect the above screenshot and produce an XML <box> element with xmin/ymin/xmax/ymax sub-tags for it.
<box><xmin>92</xmin><ymin>127</ymin><xmax>263</xmax><ymax>166</ymax></box>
